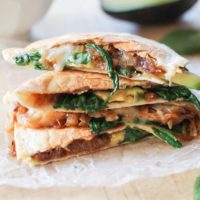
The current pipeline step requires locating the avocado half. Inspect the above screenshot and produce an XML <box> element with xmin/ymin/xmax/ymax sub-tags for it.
<box><xmin>101</xmin><ymin>0</ymin><xmax>197</xmax><ymax>24</ymax></box>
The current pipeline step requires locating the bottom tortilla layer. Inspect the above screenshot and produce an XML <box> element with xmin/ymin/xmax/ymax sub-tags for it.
<box><xmin>14</xmin><ymin>125</ymin><xmax>129</xmax><ymax>165</ymax></box>
<box><xmin>31</xmin><ymin>134</ymin><xmax>112</xmax><ymax>165</ymax></box>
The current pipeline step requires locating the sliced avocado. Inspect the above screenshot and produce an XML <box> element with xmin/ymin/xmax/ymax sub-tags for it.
<box><xmin>95</xmin><ymin>87</ymin><xmax>144</xmax><ymax>103</ymax></box>
<box><xmin>172</xmin><ymin>72</ymin><xmax>200</xmax><ymax>90</ymax></box>
<box><xmin>101</xmin><ymin>0</ymin><xmax>197</xmax><ymax>24</ymax></box>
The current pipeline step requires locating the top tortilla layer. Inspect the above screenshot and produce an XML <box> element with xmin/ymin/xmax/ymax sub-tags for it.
<box><xmin>2</xmin><ymin>33</ymin><xmax>188</xmax><ymax>80</ymax></box>
<box><xmin>15</xmin><ymin>69</ymin><xmax>153</xmax><ymax>94</ymax></box>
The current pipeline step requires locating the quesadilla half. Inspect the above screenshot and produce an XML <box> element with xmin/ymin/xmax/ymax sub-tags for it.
<box><xmin>3</xmin><ymin>33</ymin><xmax>200</xmax><ymax>93</ymax></box>
<box><xmin>4</xmin><ymin>70</ymin><xmax>200</xmax><ymax>165</ymax></box>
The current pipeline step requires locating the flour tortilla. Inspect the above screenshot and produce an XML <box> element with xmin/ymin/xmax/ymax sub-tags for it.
<box><xmin>2</xmin><ymin>33</ymin><xmax>188</xmax><ymax>81</ymax></box>
<box><xmin>3</xmin><ymin>70</ymin><xmax>167</xmax><ymax>112</ymax></box>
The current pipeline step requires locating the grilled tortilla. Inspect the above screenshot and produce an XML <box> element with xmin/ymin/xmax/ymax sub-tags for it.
<box><xmin>3</xmin><ymin>33</ymin><xmax>189</xmax><ymax>84</ymax></box>
<box><xmin>2</xmin><ymin>33</ymin><xmax>200</xmax><ymax>165</ymax></box>
<box><xmin>5</xmin><ymin>70</ymin><xmax>198</xmax><ymax>113</ymax></box>
<box><xmin>6</xmin><ymin>102</ymin><xmax>200</xmax><ymax>165</ymax></box>
<box><xmin>4</xmin><ymin>71</ymin><xmax>200</xmax><ymax>165</ymax></box>
<box><xmin>5</xmin><ymin>70</ymin><xmax>169</xmax><ymax>112</ymax></box>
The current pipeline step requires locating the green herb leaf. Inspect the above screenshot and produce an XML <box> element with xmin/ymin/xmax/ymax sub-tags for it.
<box><xmin>66</xmin><ymin>52</ymin><xmax>90</xmax><ymax>65</ymax></box>
<box><xmin>14</xmin><ymin>54</ymin><xmax>30</xmax><ymax>65</ymax></box>
<box><xmin>13</xmin><ymin>51</ymin><xmax>45</xmax><ymax>70</ymax></box>
<box><xmin>89</xmin><ymin>117</ymin><xmax>122</xmax><ymax>135</ymax></box>
<box><xmin>85</xmin><ymin>44</ymin><xmax>119</xmax><ymax>97</ymax></box>
<box><xmin>170</xmin><ymin>124</ymin><xmax>183</xmax><ymax>133</ymax></box>
<box><xmin>116</xmin><ymin>65</ymin><xmax>131</xmax><ymax>77</ymax></box>
<box><xmin>133</xmin><ymin>118</ymin><xmax>182</xmax><ymax>148</ymax></box>
<box><xmin>53</xmin><ymin>92</ymin><xmax>107</xmax><ymax>113</ymax></box>
<box><xmin>29</xmin><ymin>51</ymin><xmax>41</xmax><ymax>61</ymax></box>
<box><xmin>116</xmin><ymin>65</ymin><xmax>140</xmax><ymax>77</ymax></box>
<box><xmin>150</xmin><ymin>86</ymin><xmax>200</xmax><ymax>110</ymax></box>
<box><xmin>152</xmin><ymin>127</ymin><xmax>182</xmax><ymax>148</ymax></box>
<box><xmin>124</xmin><ymin>126</ymin><xmax>150</xmax><ymax>142</ymax></box>
<box><xmin>194</xmin><ymin>176</ymin><xmax>200</xmax><ymax>200</ymax></box>
<box><xmin>74</xmin><ymin>52</ymin><xmax>90</xmax><ymax>64</ymax></box>
<box><xmin>33</xmin><ymin>62</ymin><xmax>45</xmax><ymax>70</ymax></box>
<box><xmin>160</xmin><ymin>29</ymin><xmax>200</xmax><ymax>55</ymax></box>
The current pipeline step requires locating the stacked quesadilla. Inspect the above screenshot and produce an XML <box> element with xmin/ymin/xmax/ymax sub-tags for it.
<box><xmin>3</xmin><ymin>33</ymin><xmax>200</xmax><ymax>165</ymax></box>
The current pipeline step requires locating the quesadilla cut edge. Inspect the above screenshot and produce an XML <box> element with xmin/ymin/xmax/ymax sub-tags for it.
<box><xmin>7</xmin><ymin>99</ymin><xmax>200</xmax><ymax>165</ymax></box>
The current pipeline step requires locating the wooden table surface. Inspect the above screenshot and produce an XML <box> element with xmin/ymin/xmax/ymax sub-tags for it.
<box><xmin>1</xmin><ymin>0</ymin><xmax>200</xmax><ymax>199</ymax></box>
<box><xmin>0</xmin><ymin>169</ymin><xmax>199</xmax><ymax>200</ymax></box>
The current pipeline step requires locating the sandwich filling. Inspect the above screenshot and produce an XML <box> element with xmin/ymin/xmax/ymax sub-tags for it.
<box><xmin>12</xmin><ymin>43</ymin><xmax>200</xmax><ymax>92</ymax></box>
<box><xmin>3</xmin><ymin>33</ymin><xmax>200</xmax><ymax>165</ymax></box>
<box><xmin>14</xmin><ymin>44</ymin><xmax>166</xmax><ymax>75</ymax></box>
<box><xmin>5</xmin><ymin>71</ymin><xmax>200</xmax><ymax>164</ymax></box>
<box><xmin>16</xmin><ymin>86</ymin><xmax>200</xmax><ymax>112</ymax></box>
<box><xmin>8</xmin><ymin>101</ymin><xmax>200</xmax><ymax>164</ymax></box>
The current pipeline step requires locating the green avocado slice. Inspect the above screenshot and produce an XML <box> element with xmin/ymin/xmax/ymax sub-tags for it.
<box><xmin>172</xmin><ymin>72</ymin><xmax>200</xmax><ymax>90</ymax></box>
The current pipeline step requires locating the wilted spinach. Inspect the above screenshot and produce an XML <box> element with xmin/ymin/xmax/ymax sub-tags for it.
<box><xmin>53</xmin><ymin>92</ymin><xmax>107</xmax><ymax>113</ymax></box>
<box><xmin>124</xmin><ymin>126</ymin><xmax>150</xmax><ymax>142</ymax></box>
<box><xmin>150</xmin><ymin>86</ymin><xmax>200</xmax><ymax>109</ymax></box>
<box><xmin>89</xmin><ymin>117</ymin><xmax>122</xmax><ymax>135</ymax></box>
<box><xmin>85</xmin><ymin>44</ymin><xmax>119</xmax><ymax>98</ymax></box>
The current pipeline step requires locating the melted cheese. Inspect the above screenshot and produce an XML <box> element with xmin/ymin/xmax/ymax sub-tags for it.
<box><xmin>46</xmin><ymin>45</ymin><xmax>82</xmax><ymax>71</ymax></box>
<box><xmin>45</xmin><ymin>45</ymin><xmax>93</xmax><ymax>71</ymax></box>
<box><xmin>129</xmin><ymin>124</ymin><xmax>154</xmax><ymax>134</ymax></box>
<box><xmin>95</xmin><ymin>87</ymin><xmax>144</xmax><ymax>103</ymax></box>
<box><xmin>110</xmin><ymin>131</ymin><xmax>125</xmax><ymax>146</ymax></box>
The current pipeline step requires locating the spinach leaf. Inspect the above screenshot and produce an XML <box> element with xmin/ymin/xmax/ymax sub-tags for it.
<box><xmin>160</xmin><ymin>29</ymin><xmax>200</xmax><ymax>55</ymax></box>
<box><xmin>124</xmin><ymin>126</ymin><xmax>150</xmax><ymax>142</ymax></box>
<box><xmin>66</xmin><ymin>52</ymin><xmax>90</xmax><ymax>65</ymax></box>
<box><xmin>33</xmin><ymin>62</ymin><xmax>45</xmax><ymax>70</ymax></box>
<box><xmin>30</xmin><ymin>51</ymin><xmax>45</xmax><ymax>70</ymax></box>
<box><xmin>85</xmin><ymin>44</ymin><xmax>119</xmax><ymax>97</ymax></box>
<box><xmin>29</xmin><ymin>51</ymin><xmax>41</xmax><ymax>61</ymax></box>
<box><xmin>152</xmin><ymin>127</ymin><xmax>182</xmax><ymax>148</ymax></box>
<box><xmin>172</xmin><ymin>123</ymin><xmax>183</xmax><ymax>133</ymax></box>
<box><xmin>74</xmin><ymin>52</ymin><xmax>90</xmax><ymax>64</ymax></box>
<box><xmin>14</xmin><ymin>54</ymin><xmax>30</xmax><ymax>65</ymax></box>
<box><xmin>194</xmin><ymin>176</ymin><xmax>200</xmax><ymax>200</ymax></box>
<box><xmin>150</xmin><ymin>86</ymin><xmax>200</xmax><ymax>109</ymax></box>
<box><xmin>116</xmin><ymin>65</ymin><xmax>131</xmax><ymax>77</ymax></box>
<box><xmin>133</xmin><ymin>118</ymin><xmax>182</xmax><ymax>148</ymax></box>
<box><xmin>116</xmin><ymin>65</ymin><xmax>140</xmax><ymax>78</ymax></box>
<box><xmin>14</xmin><ymin>51</ymin><xmax>45</xmax><ymax>70</ymax></box>
<box><xmin>133</xmin><ymin>118</ymin><xmax>183</xmax><ymax>133</ymax></box>
<box><xmin>53</xmin><ymin>92</ymin><xmax>107</xmax><ymax>113</ymax></box>
<box><xmin>89</xmin><ymin>117</ymin><xmax>122</xmax><ymax>135</ymax></box>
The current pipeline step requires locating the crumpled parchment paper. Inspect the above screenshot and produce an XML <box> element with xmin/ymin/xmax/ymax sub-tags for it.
<box><xmin>0</xmin><ymin>42</ymin><xmax>200</xmax><ymax>188</ymax></box>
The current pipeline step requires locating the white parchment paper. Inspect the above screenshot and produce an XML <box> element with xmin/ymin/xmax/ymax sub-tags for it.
<box><xmin>0</xmin><ymin>42</ymin><xmax>200</xmax><ymax>188</ymax></box>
